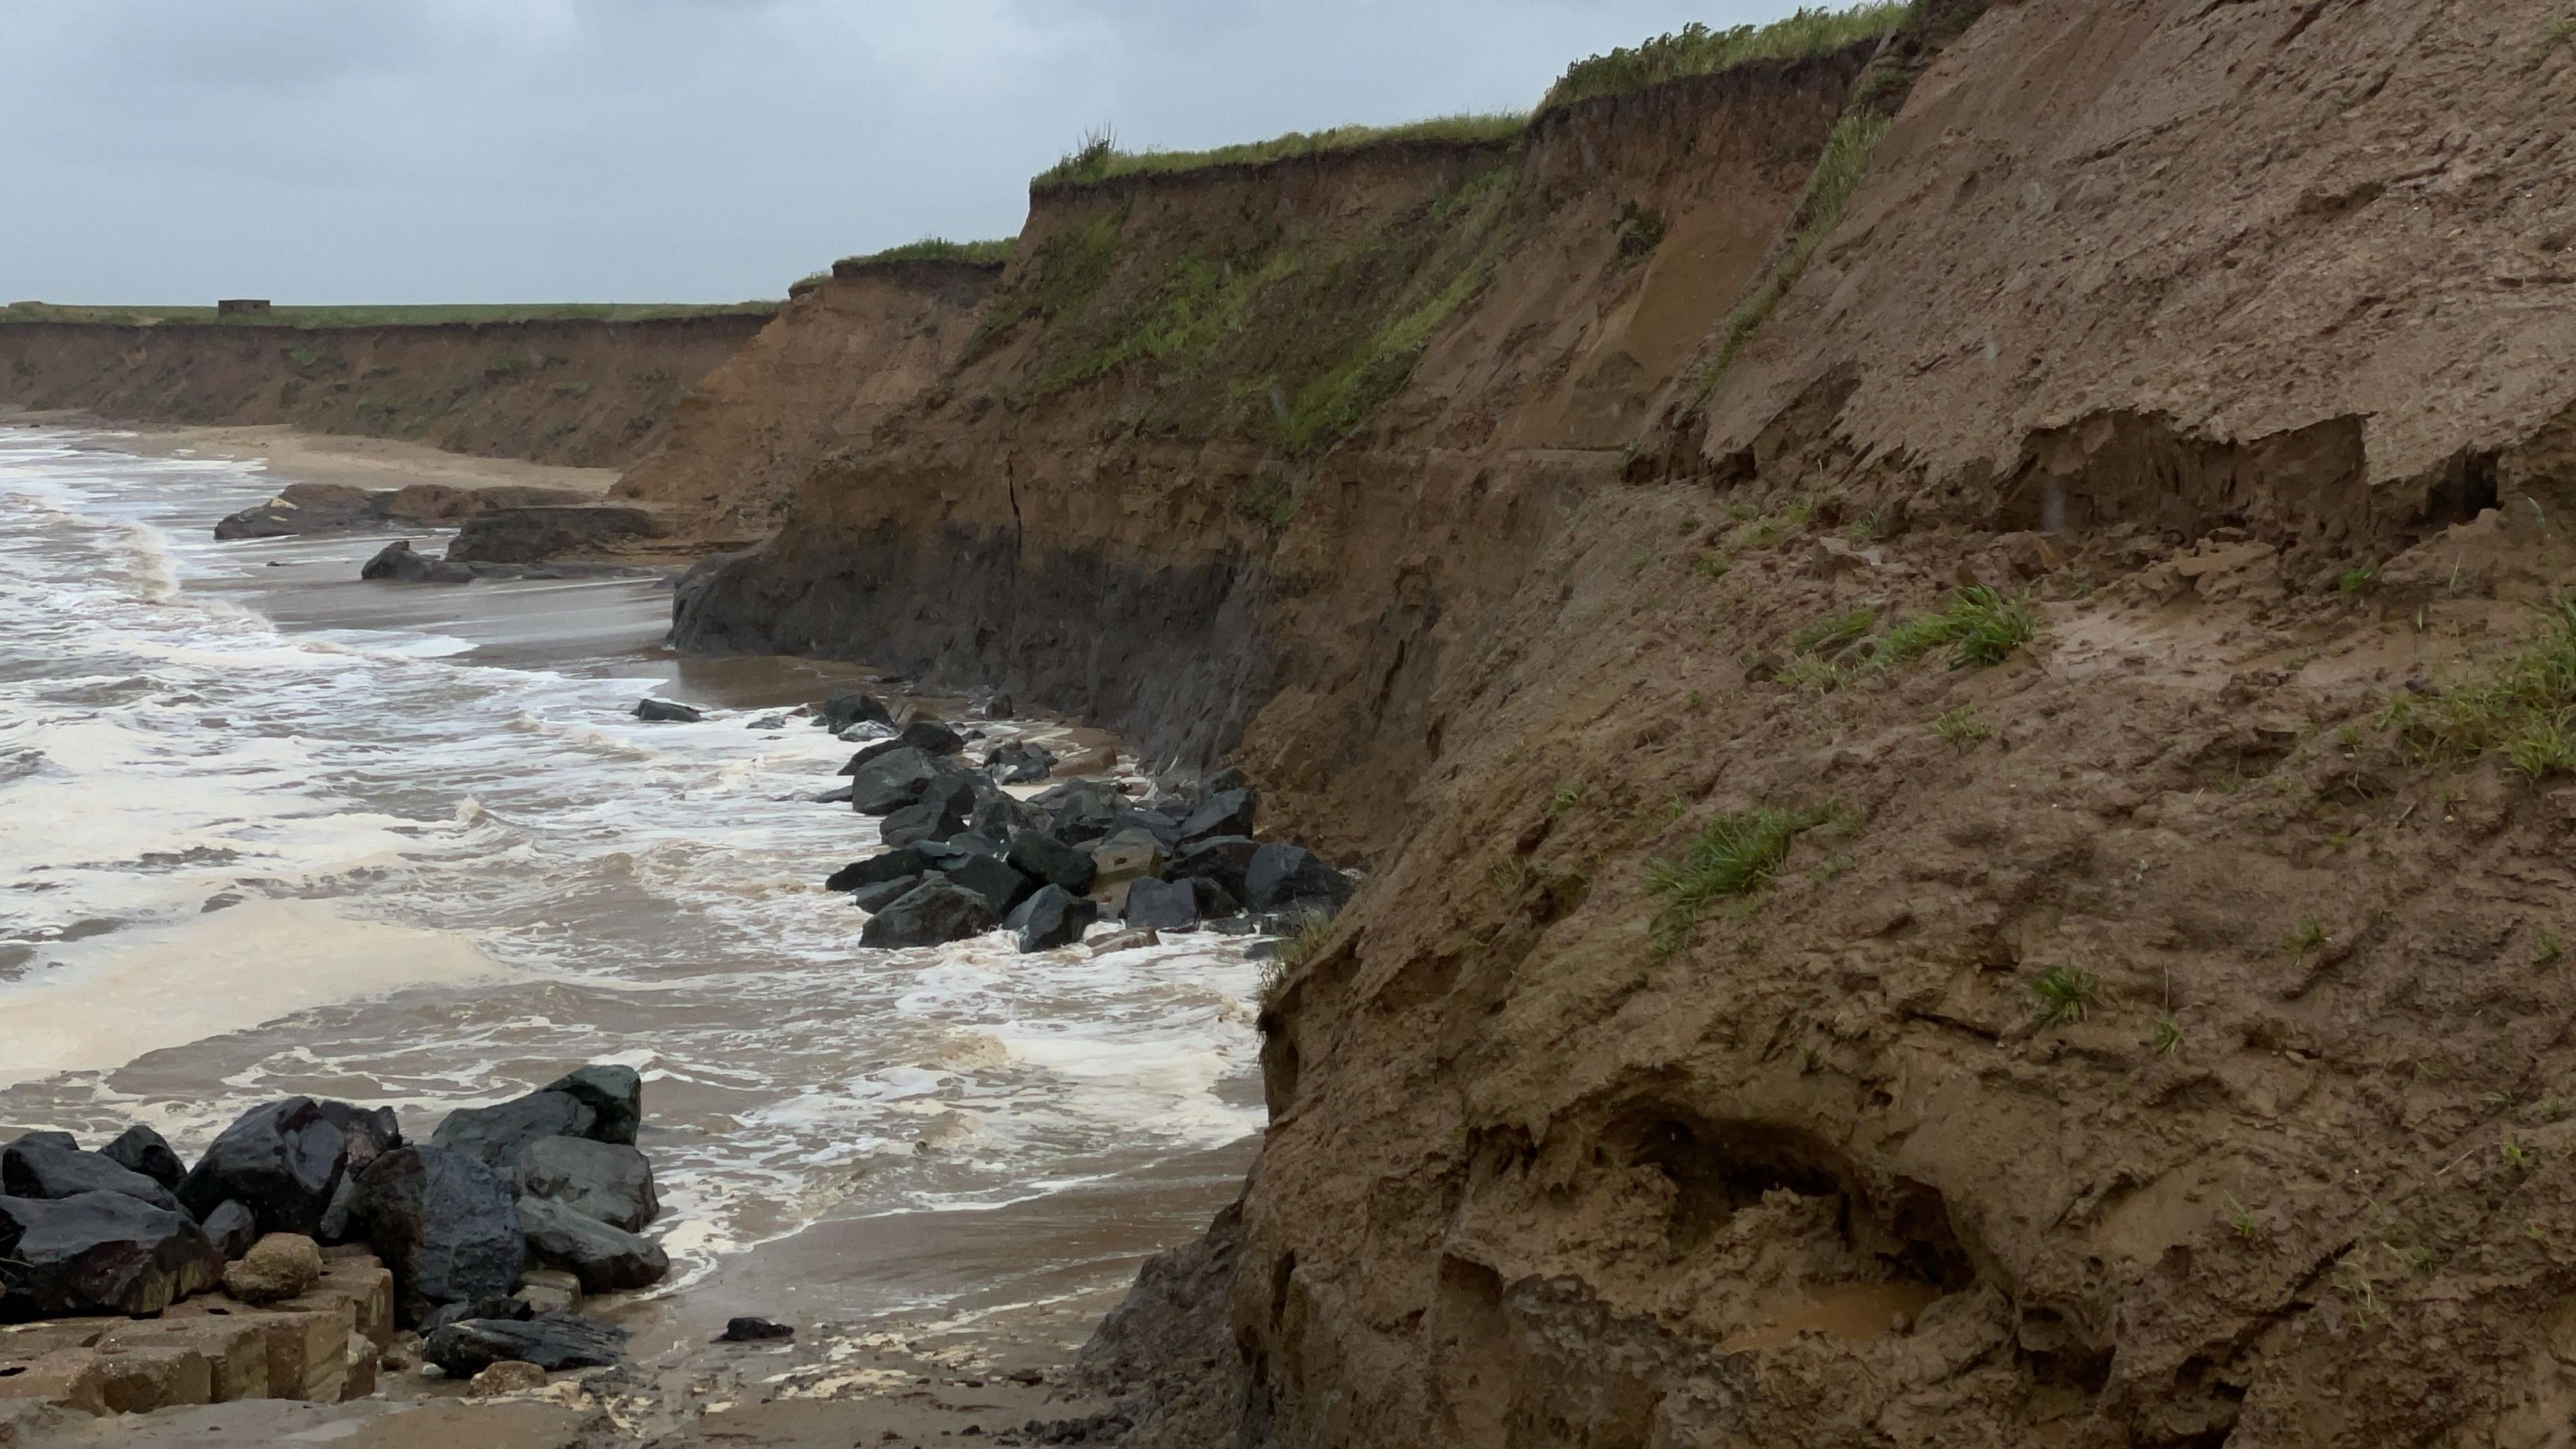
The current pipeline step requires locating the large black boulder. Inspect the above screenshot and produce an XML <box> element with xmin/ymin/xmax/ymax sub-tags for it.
<box><xmin>941</xmin><ymin>853</ymin><xmax>1038</xmax><ymax>919</ymax></box>
<box><xmin>1187</xmin><ymin>876</ymin><xmax>1242</xmax><ymax>920</ymax></box>
<box><xmin>431</xmin><ymin>1091</ymin><xmax>595</xmax><ymax>1173</ymax></box>
<box><xmin>202</xmin><ymin>1199</ymin><xmax>258</xmax><ymax>1260</ymax></box>
<box><xmin>818</xmin><ymin>688</ymin><xmax>893</xmax><ymax>732</ymax></box>
<box><xmin>99</xmin><ymin>1126</ymin><xmax>185</xmax><ymax>1190</ymax></box>
<box><xmin>1006</xmin><ymin>885</ymin><xmax>1097</xmax><ymax>954</ymax></box>
<box><xmin>515</xmin><ymin>1137</ymin><xmax>658</xmax><ymax>1232</ymax></box>
<box><xmin>360</xmin><ymin>539</ymin><xmax>474</xmax><ymax>584</ymax></box>
<box><xmin>1122</xmin><ymin>878</ymin><xmax>1201</xmax><ymax>931</ymax></box>
<box><xmin>825</xmin><ymin>847</ymin><xmax>928</xmax><ymax>893</ymax></box>
<box><xmin>423</xmin><ymin>1295</ymin><xmax>531</xmax><ymax>1334</ymax></box>
<box><xmin>835</xmin><ymin>738</ymin><xmax>908</xmax><ymax>776</ymax></box>
<box><xmin>898</xmin><ymin>718</ymin><xmax>964</xmax><ymax>757</ymax></box>
<box><xmin>1244</xmin><ymin>844</ymin><xmax>1357</xmax><ymax>914</ymax></box>
<box><xmin>1168</xmin><ymin>837</ymin><xmax>1260</xmax><ymax>901</ymax></box>
<box><xmin>519</xmin><ymin>1197</ymin><xmax>669</xmax><ymax>1292</ymax></box>
<box><xmin>1112</xmin><ymin>808</ymin><xmax>1183</xmax><ymax>851</ymax></box>
<box><xmin>1033</xmin><ymin>780</ymin><xmax>1126</xmax><ymax>844</ymax></box>
<box><xmin>879</xmin><ymin>791</ymin><xmax>971</xmax><ymax>849</ymax></box>
<box><xmin>1007</xmin><ymin>828</ymin><xmax>1095</xmax><ymax>894</ymax></box>
<box><xmin>423</xmin><ymin>1312</ymin><xmax>629</xmax><ymax>1375</ymax></box>
<box><xmin>984</xmin><ymin>742</ymin><xmax>1056</xmax><ymax>784</ymax></box>
<box><xmin>541</xmin><ymin>1065</ymin><xmax>643</xmax><ymax>1148</ymax></box>
<box><xmin>849</xmin><ymin>747</ymin><xmax>943</xmax><ymax>815</ymax></box>
<box><xmin>1177</xmin><ymin>788</ymin><xmax>1258</xmax><ymax>845</ymax></box>
<box><xmin>635</xmin><ymin>698</ymin><xmax>703</xmax><ymax>723</ymax></box>
<box><xmin>0</xmin><ymin>1191</ymin><xmax>220</xmax><ymax>1316</ymax></box>
<box><xmin>859</xmin><ymin>881</ymin><xmax>1000</xmax><ymax>949</ymax></box>
<box><xmin>969</xmin><ymin>792</ymin><xmax>1038</xmax><ymax>842</ymax></box>
<box><xmin>1</xmin><ymin>1140</ymin><xmax>182</xmax><ymax>1213</ymax></box>
<box><xmin>176</xmin><ymin>1097</ymin><xmax>397</xmax><ymax>1237</ymax></box>
<box><xmin>850</xmin><ymin>874</ymin><xmax>925</xmax><ymax>912</ymax></box>
<box><xmin>3</xmin><ymin>1132</ymin><xmax>75</xmax><ymax>1155</ymax></box>
<box><xmin>353</xmin><ymin>1146</ymin><xmax>526</xmax><ymax>1328</ymax></box>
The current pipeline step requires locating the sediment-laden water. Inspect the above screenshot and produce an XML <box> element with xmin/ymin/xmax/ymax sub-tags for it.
<box><xmin>0</xmin><ymin>424</ymin><xmax>1264</xmax><ymax>1311</ymax></box>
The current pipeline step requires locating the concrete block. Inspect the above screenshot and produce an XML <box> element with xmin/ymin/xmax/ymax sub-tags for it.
<box><xmin>97</xmin><ymin>1317</ymin><xmax>270</xmax><ymax>1401</ymax></box>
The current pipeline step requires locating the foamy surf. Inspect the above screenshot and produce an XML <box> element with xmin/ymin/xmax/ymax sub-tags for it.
<box><xmin>0</xmin><ymin>424</ymin><xmax>1265</xmax><ymax>1313</ymax></box>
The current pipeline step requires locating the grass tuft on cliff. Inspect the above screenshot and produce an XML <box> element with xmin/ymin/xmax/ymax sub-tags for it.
<box><xmin>1646</xmin><ymin>804</ymin><xmax>1835</xmax><ymax>953</ymax></box>
<box><xmin>1543</xmin><ymin>2</ymin><xmax>1918</xmax><ymax>110</ymax></box>
<box><xmin>2385</xmin><ymin>600</ymin><xmax>2576</xmax><ymax>777</ymax></box>
<box><xmin>1034</xmin><ymin>115</ymin><xmax>1525</xmax><ymax>188</ymax></box>
<box><xmin>1880</xmin><ymin>587</ymin><xmax>2039</xmax><ymax>669</ymax></box>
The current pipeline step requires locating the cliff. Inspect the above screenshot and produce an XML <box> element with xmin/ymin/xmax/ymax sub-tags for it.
<box><xmin>0</xmin><ymin>313</ymin><xmax>769</xmax><ymax>468</ymax></box>
<box><xmin>673</xmin><ymin>0</ymin><xmax>2576</xmax><ymax>1442</ymax></box>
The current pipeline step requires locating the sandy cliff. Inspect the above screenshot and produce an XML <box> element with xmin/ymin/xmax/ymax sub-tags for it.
<box><xmin>0</xmin><ymin>313</ymin><xmax>767</xmax><ymax>468</ymax></box>
<box><xmin>559</xmin><ymin>0</ymin><xmax>2576</xmax><ymax>1440</ymax></box>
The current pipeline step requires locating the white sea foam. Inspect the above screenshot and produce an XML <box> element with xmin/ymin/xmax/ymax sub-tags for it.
<box><xmin>0</xmin><ymin>425</ymin><xmax>1266</xmax><ymax>1298</ymax></box>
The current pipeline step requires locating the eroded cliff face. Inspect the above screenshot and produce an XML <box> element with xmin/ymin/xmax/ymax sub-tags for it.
<box><xmin>607</xmin><ymin>259</ymin><xmax>1000</xmax><ymax>545</ymax></box>
<box><xmin>678</xmin><ymin>1</ymin><xmax>2576</xmax><ymax>1443</ymax></box>
<box><xmin>0</xmin><ymin>313</ymin><xmax>766</xmax><ymax>468</ymax></box>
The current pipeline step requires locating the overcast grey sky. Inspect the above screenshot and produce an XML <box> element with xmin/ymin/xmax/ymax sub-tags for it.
<box><xmin>3</xmin><ymin>1</ymin><xmax>1811</xmax><ymax>305</ymax></box>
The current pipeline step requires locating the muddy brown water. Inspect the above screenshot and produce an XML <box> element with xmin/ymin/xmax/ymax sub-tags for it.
<box><xmin>0</xmin><ymin>424</ymin><xmax>1258</xmax><ymax>1428</ymax></box>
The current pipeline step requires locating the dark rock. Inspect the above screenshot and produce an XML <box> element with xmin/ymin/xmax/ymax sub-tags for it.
<box><xmin>352</xmin><ymin>1146</ymin><xmax>525</xmax><ymax>1328</ymax></box>
<box><xmin>634</xmin><ymin>698</ymin><xmax>703</xmax><ymax>723</ymax></box>
<box><xmin>1034</xmin><ymin>780</ymin><xmax>1126</xmax><ymax>844</ymax></box>
<box><xmin>745</xmin><ymin>713</ymin><xmax>788</xmax><ymax>731</ymax></box>
<box><xmin>835</xmin><ymin>738</ymin><xmax>909</xmax><ymax>776</ymax></box>
<box><xmin>983</xmin><ymin>742</ymin><xmax>1056</xmax><ymax>784</ymax></box>
<box><xmin>818</xmin><ymin>688</ymin><xmax>893</xmax><ymax>732</ymax></box>
<box><xmin>359</xmin><ymin>539</ymin><xmax>474</xmax><ymax>584</ymax></box>
<box><xmin>941</xmin><ymin>853</ymin><xmax>1038</xmax><ymax>920</ymax></box>
<box><xmin>98</xmin><ymin>1126</ymin><xmax>185</xmax><ymax>1191</ymax></box>
<box><xmin>0</xmin><ymin>1191</ymin><xmax>221</xmax><ymax>1316</ymax></box>
<box><xmin>1187</xmin><ymin>876</ymin><xmax>1241</xmax><ymax>920</ymax></box>
<box><xmin>880</xmin><ymin>790</ymin><xmax>971</xmax><ymax>849</ymax></box>
<box><xmin>430</xmin><ymin>1092</ymin><xmax>595</xmax><ymax>1175</ymax></box>
<box><xmin>1008</xmin><ymin>829</ymin><xmax>1095</xmax><ymax>894</ymax></box>
<box><xmin>810</xmin><ymin>785</ymin><xmax>855</xmax><ymax>804</ymax></box>
<box><xmin>898</xmin><ymin>718</ymin><xmax>964</xmax><ymax>757</ymax></box>
<box><xmin>966</xmin><ymin>689</ymin><xmax>1015</xmax><ymax>720</ymax></box>
<box><xmin>1200</xmin><ymin>914</ymin><xmax>1262</xmax><ymax>936</ymax></box>
<box><xmin>849</xmin><ymin>873</ymin><xmax>925</xmax><ymax>913</ymax></box>
<box><xmin>214</xmin><ymin>482</ymin><xmax>386</xmax><ymax>539</ymax></box>
<box><xmin>446</xmin><ymin>505</ymin><xmax>659</xmax><ymax>564</ymax></box>
<box><xmin>1177</xmin><ymin>788</ymin><xmax>1258</xmax><ymax>845</ymax></box>
<box><xmin>1112</xmin><ymin>808</ymin><xmax>1182</xmax><ymax>852</ymax></box>
<box><xmin>1203</xmin><ymin>766</ymin><xmax>1251</xmax><ymax>796</ymax></box>
<box><xmin>1244</xmin><ymin>844</ymin><xmax>1357</xmax><ymax>914</ymax></box>
<box><xmin>3</xmin><ymin>1132</ymin><xmax>75</xmax><ymax>1155</ymax></box>
<box><xmin>519</xmin><ymin>1197</ymin><xmax>669</xmax><ymax>1293</ymax></box>
<box><xmin>859</xmin><ymin>881</ymin><xmax>1000</xmax><ymax>949</ymax></box>
<box><xmin>315</xmin><ymin>1175</ymin><xmax>362</xmax><ymax>1245</ymax></box>
<box><xmin>825</xmin><ymin>847</ymin><xmax>928</xmax><ymax>894</ymax></box>
<box><xmin>2</xmin><ymin>1140</ymin><xmax>182</xmax><ymax>1212</ymax></box>
<box><xmin>423</xmin><ymin>1295</ymin><xmax>531</xmax><ymax>1334</ymax></box>
<box><xmin>515</xmin><ymin>1138</ymin><xmax>658</xmax><ymax>1232</ymax></box>
<box><xmin>421</xmin><ymin>1312</ymin><xmax>629</xmax><ymax>1375</ymax></box>
<box><xmin>1006</xmin><ymin>886</ymin><xmax>1097</xmax><ymax>954</ymax></box>
<box><xmin>715</xmin><ymin>1316</ymin><xmax>794</xmax><ymax>1343</ymax></box>
<box><xmin>201</xmin><ymin>1199</ymin><xmax>258</xmax><ymax>1260</ymax></box>
<box><xmin>541</xmin><ymin>1066</ymin><xmax>643</xmax><ymax>1148</ymax></box>
<box><xmin>922</xmin><ymin>833</ymin><xmax>1002</xmax><ymax>865</ymax></box>
<box><xmin>1168</xmin><ymin>837</ymin><xmax>1260</xmax><ymax>901</ymax></box>
<box><xmin>1121</xmin><ymin>878</ymin><xmax>1201</xmax><ymax>931</ymax></box>
<box><xmin>670</xmin><ymin>549</ymin><xmax>744</xmax><ymax>633</ymax></box>
<box><xmin>969</xmin><ymin>792</ymin><xmax>1038</xmax><ymax>841</ymax></box>
<box><xmin>177</xmin><ymin>1097</ymin><xmax>392</xmax><ymax>1237</ymax></box>
<box><xmin>847</xmin><ymin>747</ymin><xmax>942</xmax><ymax>815</ymax></box>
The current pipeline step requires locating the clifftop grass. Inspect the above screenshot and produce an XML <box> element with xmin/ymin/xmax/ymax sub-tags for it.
<box><xmin>840</xmin><ymin>237</ymin><xmax>1015</xmax><ymax>267</ymax></box>
<box><xmin>1542</xmin><ymin>2</ymin><xmax>1917</xmax><ymax>110</ymax></box>
<box><xmin>1034</xmin><ymin>115</ymin><xmax>1523</xmax><ymax>189</ymax></box>
<box><xmin>0</xmin><ymin>301</ymin><xmax>776</xmax><ymax>329</ymax></box>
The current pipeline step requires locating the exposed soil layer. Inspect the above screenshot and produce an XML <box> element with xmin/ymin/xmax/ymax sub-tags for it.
<box><xmin>0</xmin><ymin>315</ymin><xmax>767</xmax><ymax>468</ymax></box>
<box><xmin>606</xmin><ymin>260</ymin><xmax>1002</xmax><ymax>547</ymax></box>
<box><xmin>651</xmin><ymin>0</ymin><xmax>2576</xmax><ymax>1444</ymax></box>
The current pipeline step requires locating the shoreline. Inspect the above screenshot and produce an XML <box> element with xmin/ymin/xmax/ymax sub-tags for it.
<box><xmin>3</xmin><ymin>408</ymin><xmax>623</xmax><ymax>498</ymax></box>
<box><xmin>0</xmin><ymin>419</ymin><xmax>1255</xmax><ymax>1447</ymax></box>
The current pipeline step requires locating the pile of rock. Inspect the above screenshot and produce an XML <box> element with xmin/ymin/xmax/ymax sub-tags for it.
<box><xmin>827</xmin><ymin>747</ymin><xmax>1355</xmax><ymax>951</ymax></box>
<box><xmin>0</xmin><ymin>1063</ymin><xmax>664</xmax><ymax>1421</ymax></box>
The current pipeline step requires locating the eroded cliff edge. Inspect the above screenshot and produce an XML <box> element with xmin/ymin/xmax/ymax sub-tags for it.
<box><xmin>0</xmin><ymin>312</ymin><xmax>768</xmax><ymax>468</ymax></box>
<box><xmin>680</xmin><ymin>1</ymin><xmax>2576</xmax><ymax>1442</ymax></box>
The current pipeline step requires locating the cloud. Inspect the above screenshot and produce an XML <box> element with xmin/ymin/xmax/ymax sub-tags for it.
<box><xmin>0</xmin><ymin>0</ymin><xmax>1809</xmax><ymax>303</ymax></box>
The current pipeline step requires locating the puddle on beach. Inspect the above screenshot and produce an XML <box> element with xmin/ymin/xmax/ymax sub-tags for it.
<box><xmin>0</xmin><ymin>424</ymin><xmax>1262</xmax><ymax>1342</ymax></box>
